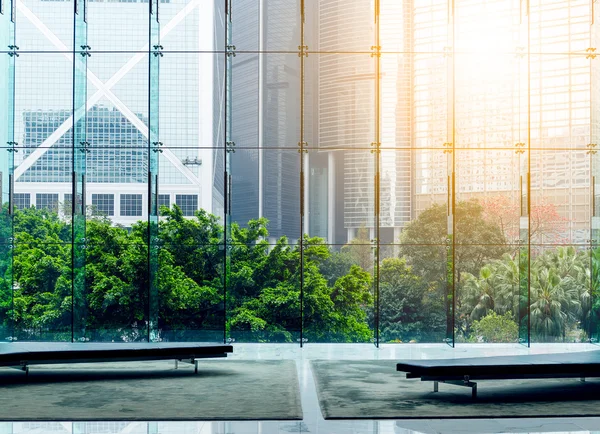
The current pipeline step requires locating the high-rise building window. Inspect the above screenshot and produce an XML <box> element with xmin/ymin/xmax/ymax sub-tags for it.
<box><xmin>158</xmin><ymin>194</ymin><xmax>170</xmax><ymax>210</ymax></box>
<box><xmin>92</xmin><ymin>194</ymin><xmax>115</xmax><ymax>216</ymax></box>
<box><xmin>36</xmin><ymin>193</ymin><xmax>59</xmax><ymax>211</ymax></box>
<box><xmin>175</xmin><ymin>194</ymin><xmax>198</xmax><ymax>216</ymax></box>
<box><xmin>120</xmin><ymin>194</ymin><xmax>143</xmax><ymax>217</ymax></box>
<box><xmin>14</xmin><ymin>194</ymin><xmax>31</xmax><ymax>210</ymax></box>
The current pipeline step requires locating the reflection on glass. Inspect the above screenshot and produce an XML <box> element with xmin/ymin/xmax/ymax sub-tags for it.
<box><xmin>2</xmin><ymin>0</ymin><xmax>600</xmax><ymax>345</ymax></box>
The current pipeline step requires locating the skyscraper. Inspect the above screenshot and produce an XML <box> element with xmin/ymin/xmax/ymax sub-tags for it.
<box><xmin>12</xmin><ymin>0</ymin><xmax>222</xmax><ymax>226</ymax></box>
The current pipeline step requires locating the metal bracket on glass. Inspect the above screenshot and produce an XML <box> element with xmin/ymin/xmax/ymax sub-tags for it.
<box><xmin>442</xmin><ymin>142</ymin><xmax>453</xmax><ymax>154</ymax></box>
<box><xmin>6</xmin><ymin>141</ymin><xmax>18</xmax><ymax>153</ymax></box>
<box><xmin>586</xmin><ymin>47</ymin><xmax>597</xmax><ymax>59</ymax></box>
<box><xmin>298</xmin><ymin>141</ymin><xmax>308</xmax><ymax>154</ymax></box>
<box><xmin>226</xmin><ymin>141</ymin><xmax>236</xmax><ymax>153</ymax></box>
<box><xmin>152</xmin><ymin>141</ymin><xmax>163</xmax><ymax>153</ymax></box>
<box><xmin>297</xmin><ymin>45</ymin><xmax>308</xmax><ymax>58</ymax></box>
<box><xmin>227</xmin><ymin>337</ymin><xmax>235</xmax><ymax>343</ymax></box>
<box><xmin>443</xmin><ymin>46</ymin><xmax>452</xmax><ymax>58</ymax></box>
<box><xmin>7</xmin><ymin>45</ymin><xmax>18</xmax><ymax>57</ymax></box>
<box><xmin>5</xmin><ymin>336</ymin><xmax>17</xmax><ymax>341</ymax></box>
<box><xmin>79</xmin><ymin>141</ymin><xmax>91</xmax><ymax>153</ymax></box>
<box><xmin>515</xmin><ymin>46</ymin><xmax>526</xmax><ymax>59</ymax></box>
<box><xmin>296</xmin><ymin>338</ymin><xmax>308</xmax><ymax>343</ymax></box>
<box><xmin>370</xmin><ymin>142</ymin><xmax>381</xmax><ymax>154</ymax></box>
<box><xmin>182</xmin><ymin>157</ymin><xmax>202</xmax><ymax>166</ymax></box>
<box><xmin>152</xmin><ymin>45</ymin><xmax>163</xmax><ymax>57</ymax></box>
<box><xmin>370</xmin><ymin>45</ymin><xmax>381</xmax><ymax>58</ymax></box>
<box><xmin>515</xmin><ymin>142</ymin><xmax>526</xmax><ymax>154</ymax></box>
<box><xmin>80</xmin><ymin>45</ymin><xmax>91</xmax><ymax>57</ymax></box>
<box><xmin>226</xmin><ymin>45</ymin><xmax>236</xmax><ymax>57</ymax></box>
<box><xmin>587</xmin><ymin>143</ymin><xmax>597</xmax><ymax>155</ymax></box>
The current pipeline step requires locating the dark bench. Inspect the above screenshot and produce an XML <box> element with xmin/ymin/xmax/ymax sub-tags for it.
<box><xmin>396</xmin><ymin>350</ymin><xmax>600</xmax><ymax>398</ymax></box>
<box><xmin>0</xmin><ymin>342</ymin><xmax>233</xmax><ymax>375</ymax></box>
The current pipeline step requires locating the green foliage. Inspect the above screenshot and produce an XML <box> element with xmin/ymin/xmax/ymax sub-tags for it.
<box><xmin>378</xmin><ymin>257</ymin><xmax>435</xmax><ymax>342</ymax></box>
<box><xmin>471</xmin><ymin>312</ymin><xmax>518</xmax><ymax>343</ymax></box>
<box><xmin>399</xmin><ymin>199</ymin><xmax>507</xmax><ymax>283</ymax></box>
<box><xmin>0</xmin><ymin>198</ymin><xmax>596</xmax><ymax>345</ymax></box>
<box><xmin>0</xmin><ymin>204</ymin><xmax>378</xmax><ymax>342</ymax></box>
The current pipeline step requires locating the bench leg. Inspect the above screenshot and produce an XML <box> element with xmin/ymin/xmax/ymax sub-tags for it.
<box><xmin>427</xmin><ymin>378</ymin><xmax>478</xmax><ymax>399</ymax></box>
<box><xmin>581</xmin><ymin>377</ymin><xmax>586</xmax><ymax>383</ymax></box>
<box><xmin>194</xmin><ymin>360</ymin><xmax>198</xmax><ymax>374</ymax></box>
<box><xmin>174</xmin><ymin>360</ymin><xmax>178</xmax><ymax>369</ymax></box>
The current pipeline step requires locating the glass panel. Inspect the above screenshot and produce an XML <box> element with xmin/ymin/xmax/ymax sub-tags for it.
<box><xmin>530</xmin><ymin>150</ymin><xmax>590</xmax><ymax>247</ymax></box>
<box><xmin>454</xmin><ymin>149</ymin><xmax>522</xmax><ymax>344</ymax></box>
<box><xmin>401</xmin><ymin>5</ymin><xmax>453</xmax><ymax>343</ymax></box>
<box><xmin>157</xmin><ymin>53</ymin><xmax>225</xmax><ymax>342</ymax></box>
<box><xmin>73</xmin><ymin>0</ymin><xmax>87</xmax><ymax>342</ymax></box>
<box><xmin>16</xmin><ymin>0</ymin><xmax>73</xmax><ymax>52</ymax></box>
<box><xmin>591</xmin><ymin>10</ymin><xmax>600</xmax><ymax>342</ymax></box>
<box><xmin>0</xmin><ymin>10</ymin><xmax>15</xmax><ymax>342</ymax></box>
<box><xmin>228</xmin><ymin>146</ymin><xmax>300</xmax><ymax>342</ymax></box>
<box><xmin>529</xmin><ymin>245</ymin><xmax>591</xmax><ymax>342</ymax></box>
<box><xmin>12</xmin><ymin>242</ymin><xmax>72</xmax><ymax>341</ymax></box>
<box><xmin>305</xmin><ymin>0</ymin><xmax>374</xmax><ymax>54</ymax></box>
<box><xmin>83</xmin><ymin>46</ymin><xmax>149</xmax><ymax>340</ymax></box>
<box><xmin>231</xmin><ymin>0</ymin><xmax>300</xmax><ymax>54</ymax></box>
<box><xmin>83</xmin><ymin>241</ymin><xmax>148</xmax><ymax>341</ymax></box>
<box><xmin>592</xmin><ymin>152</ymin><xmax>600</xmax><ymax>342</ymax></box>
<box><xmin>530</xmin><ymin>0</ymin><xmax>591</xmax><ymax>55</ymax></box>
<box><xmin>13</xmin><ymin>53</ymin><xmax>73</xmax><ymax>242</ymax></box>
<box><xmin>303</xmin><ymin>148</ymin><xmax>375</xmax><ymax>343</ymax></box>
<box><xmin>11</xmin><ymin>51</ymin><xmax>73</xmax><ymax>342</ymax></box>
<box><xmin>156</xmin><ymin>241</ymin><xmax>224</xmax><ymax>342</ymax></box>
<box><xmin>530</xmin><ymin>54</ymin><xmax>590</xmax><ymax>152</ymax></box>
<box><xmin>384</xmin><ymin>148</ymin><xmax>449</xmax><ymax>344</ymax></box>
<box><xmin>86</xmin><ymin>0</ymin><xmax>149</xmax><ymax>52</ymax></box>
<box><xmin>159</xmin><ymin>0</ymin><xmax>221</xmax><ymax>53</ymax></box>
<box><xmin>530</xmin><ymin>149</ymin><xmax>591</xmax><ymax>343</ymax></box>
<box><xmin>149</xmin><ymin>0</ymin><xmax>159</xmax><ymax>342</ymax></box>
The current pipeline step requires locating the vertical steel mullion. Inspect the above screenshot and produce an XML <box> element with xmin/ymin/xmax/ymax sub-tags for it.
<box><xmin>444</xmin><ymin>1</ymin><xmax>456</xmax><ymax>348</ymax></box>
<box><xmin>299</xmin><ymin>0</ymin><xmax>305</xmax><ymax>348</ymax></box>
<box><xmin>148</xmin><ymin>0</ymin><xmax>160</xmax><ymax>342</ymax></box>
<box><xmin>374</xmin><ymin>0</ymin><xmax>381</xmax><ymax>348</ymax></box>
<box><xmin>223</xmin><ymin>0</ymin><xmax>232</xmax><ymax>344</ymax></box>
<box><xmin>72</xmin><ymin>0</ymin><xmax>88</xmax><ymax>342</ymax></box>
<box><xmin>526</xmin><ymin>3</ymin><xmax>532</xmax><ymax>347</ymax></box>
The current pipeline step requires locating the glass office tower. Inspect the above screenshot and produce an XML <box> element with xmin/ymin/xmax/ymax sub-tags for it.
<box><xmin>1</xmin><ymin>0</ymin><xmax>600</xmax><ymax>346</ymax></box>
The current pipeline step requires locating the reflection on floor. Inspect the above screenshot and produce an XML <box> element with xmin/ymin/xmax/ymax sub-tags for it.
<box><xmin>2</xmin><ymin>343</ymin><xmax>600</xmax><ymax>434</ymax></box>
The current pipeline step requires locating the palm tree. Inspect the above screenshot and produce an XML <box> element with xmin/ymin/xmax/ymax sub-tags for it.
<box><xmin>529</xmin><ymin>265</ymin><xmax>580</xmax><ymax>341</ymax></box>
<box><xmin>536</xmin><ymin>246</ymin><xmax>590</xmax><ymax>338</ymax></box>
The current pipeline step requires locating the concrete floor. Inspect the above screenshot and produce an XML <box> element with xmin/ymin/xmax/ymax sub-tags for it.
<box><xmin>2</xmin><ymin>343</ymin><xmax>600</xmax><ymax>433</ymax></box>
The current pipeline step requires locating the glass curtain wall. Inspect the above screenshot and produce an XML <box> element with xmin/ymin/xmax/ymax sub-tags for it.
<box><xmin>1</xmin><ymin>0</ymin><xmax>599</xmax><ymax>346</ymax></box>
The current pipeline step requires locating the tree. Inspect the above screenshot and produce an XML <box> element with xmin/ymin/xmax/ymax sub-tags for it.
<box><xmin>344</xmin><ymin>226</ymin><xmax>373</xmax><ymax>272</ymax></box>
<box><xmin>472</xmin><ymin>311</ymin><xmax>518</xmax><ymax>343</ymax></box>
<box><xmin>481</xmin><ymin>194</ymin><xmax>569</xmax><ymax>244</ymax></box>
<box><xmin>399</xmin><ymin>199</ymin><xmax>507</xmax><ymax>286</ymax></box>
<box><xmin>378</xmin><ymin>257</ymin><xmax>437</xmax><ymax>342</ymax></box>
<box><xmin>529</xmin><ymin>266</ymin><xmax>580</xmax><ymax>341</ymax></box>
